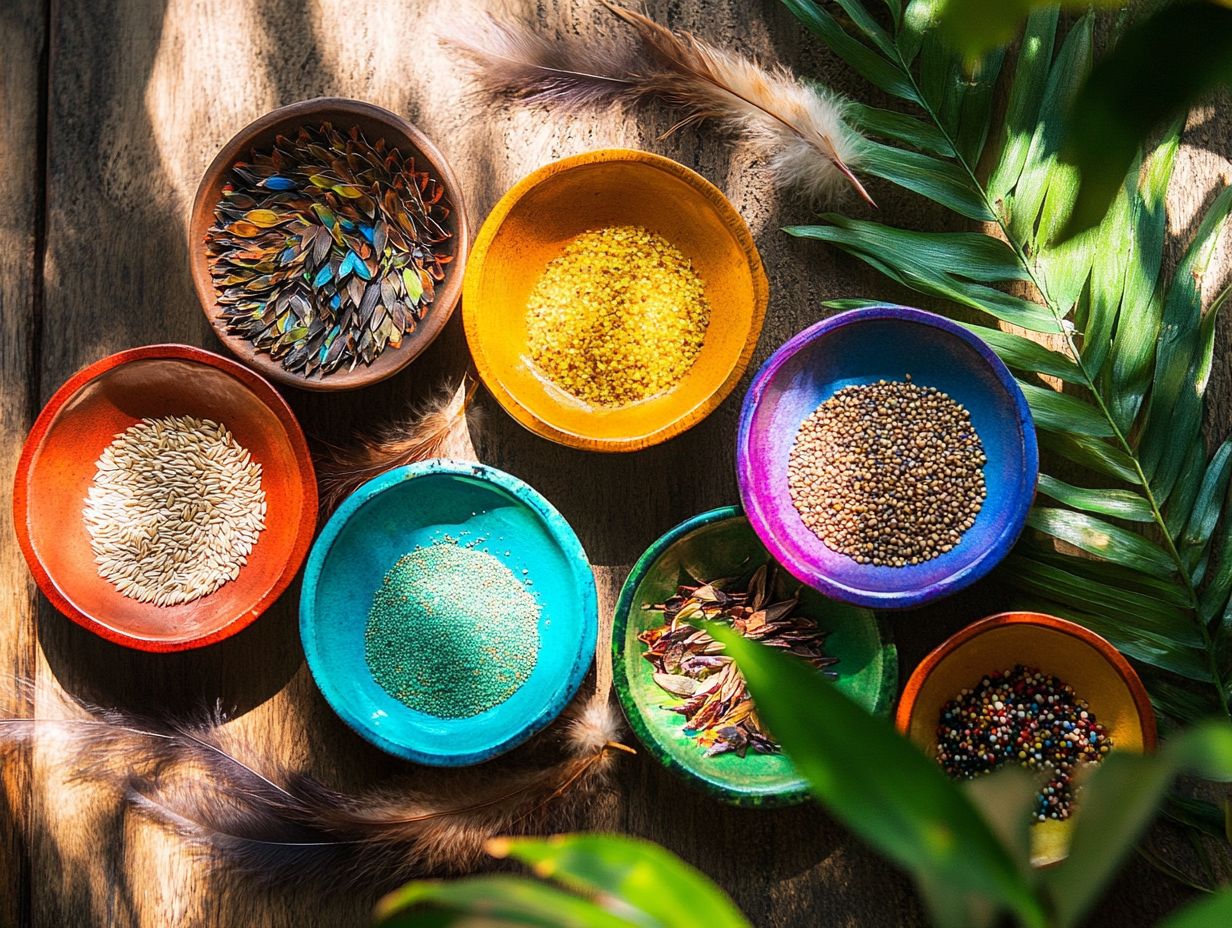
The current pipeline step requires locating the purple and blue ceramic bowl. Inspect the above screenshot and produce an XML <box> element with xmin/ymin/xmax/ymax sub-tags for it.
<box><xmin>736</xmin><ymin>306</ymin><xmax>1038</xmax><ymax>609</ymax></box>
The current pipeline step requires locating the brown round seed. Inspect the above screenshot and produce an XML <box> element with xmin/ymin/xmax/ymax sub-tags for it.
<box><xmin>786</xmin><ymin>377</ymin><xmax>986</xmax><ymax>566</ymax></box>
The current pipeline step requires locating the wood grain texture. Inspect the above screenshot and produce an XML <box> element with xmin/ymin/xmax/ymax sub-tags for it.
<box><xmin>2</xmin><ymin>1</ymin><xmax>1229</xmax><ymax>925</ymax></box>
<box><xmin>0</xmin><ymin>2</ymin><xmax>44</xmax><ymax>926</ymax></box>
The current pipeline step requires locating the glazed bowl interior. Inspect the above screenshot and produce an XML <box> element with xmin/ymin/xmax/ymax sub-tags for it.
<box><xmin>300</xmin><ymin>461</ymin><xmax>597</xmax><ymax>766</ymax></box>
<box><xmin>738</xmin><ymin>306</ymin><xmax>1038</xmax><ymax>608</ymax></box>
<box><xmin>465</xmin><ymin>150</ymin><xmax>768</xmax><ymax>451</ymax></box>
<box><xmin>613</xmin><ymin>506</ymin><xmax>896</xmax><ymax>805</ymax></box>
<box><xmin>189</xmin><ymin>97</ymin><xmax>468</xmax><ymax>392</ymax></box>
<box><xmin>15</xmin><ymin>346</ymin><xmax>316</xmax><ymax>650</ymax></box>
<box><xmin>897</xmin><ymin>613</ymin><xmax>1155</xmax><ymax>866</ymax></box>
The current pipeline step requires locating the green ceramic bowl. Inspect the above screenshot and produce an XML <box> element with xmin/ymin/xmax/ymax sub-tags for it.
<box><xmin>613</xmin><ymin>506</ymin><xmax>897</xmax><ymax>806</ymax></box>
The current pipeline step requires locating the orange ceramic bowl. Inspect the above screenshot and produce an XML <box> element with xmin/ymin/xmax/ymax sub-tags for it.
<box><xmin>13</xmin><ymin>345</ymin><xmax>317</xmax><ymax>651</ymax></box>
<box><xmin>897</xmin><ymin>612</ymin><xmax>1156</xmax><ymax>867</ymax></box>
<box><xmin>463</xmin><ymin>149</ymin><xmax>769</xmax><ymax>452</ymax></box>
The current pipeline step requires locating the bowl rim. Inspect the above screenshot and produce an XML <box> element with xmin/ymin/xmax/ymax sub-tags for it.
<box><xmin>736</xmin><ymin>304</ymin><xmax>1040</xmax><ymax>609</ymax></box>
<box><xmin>188</xmin><ymin>96</ymin><xmax>470</xmax><ymax>393</ymax></box>
<box><xmin>894</xmin><ymin>611</ymin><xmax>1158</xmax><ymax>751</ymax></box>
<box><xmin>298</xmin><ymin>458</ymin><xmax>599</xmax><ymax>766</ymax></box>
<box><xmin>11</xmin><ymin>343</ymin><xmax>319</xmax><ymax>652</ymax></box>
<box><xmin>611</xmin><ymin>504</ymin><xmax>897</xmax><ymax>806</ymax></box>
<box><xmin>462</xmin><ymin>147</ymin><xmax>770</xmax><ymax>452</ymax></box>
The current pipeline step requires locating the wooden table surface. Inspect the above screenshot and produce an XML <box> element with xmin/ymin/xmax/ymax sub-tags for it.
<box><xmin>2</xmin><ymin>2</ymin><xmax>1229</xmax><ymax>925</ymax></box>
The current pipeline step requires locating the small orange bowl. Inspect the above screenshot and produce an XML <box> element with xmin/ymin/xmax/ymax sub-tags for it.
<box><xmin>463</xmin><ymin>149</ymin><xmax>769</xmax><ymax>452</ymax></box>
<box><xmin>897</xmin><ymin>612</ymin><xmax>1156</xmax><ymax>867</ymax></box>
<box><xmin>13</xmin><ymin>345</ymin><xmax>317</xmax><ymax>651</ymax></box>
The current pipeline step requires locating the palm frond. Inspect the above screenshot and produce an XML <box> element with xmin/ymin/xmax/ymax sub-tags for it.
<box><xmin>782</xmin><ymin>0</ymin><xmax>1232</xmax><ymax>738</ymax></box>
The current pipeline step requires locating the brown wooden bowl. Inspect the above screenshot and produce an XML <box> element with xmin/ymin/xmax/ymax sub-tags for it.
<box><xmin>188</xmin><ymin>97</ymin><xmax>469</xmax><ymax>392</ymax></box>
<box><xmin>13</xmin><ymin>344</ymin><xmax>318</xmax><ymax>651</ymax></box>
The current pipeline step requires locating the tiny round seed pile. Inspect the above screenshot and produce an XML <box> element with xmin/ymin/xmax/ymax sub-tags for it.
<box><xmin>83</xmin><ymin>415</ymin><xmax>267</xmax><ymax>607</ymax></box>
<box><xmin>787</xmin><ymin>376</ymin><xmax>987</xmax><ymax>566</ymax></box>
<box><xmin>936</xmin><ymin>665</ymin><xmax>1111</xmax><ymax>821</ymax></box>
<box><xmin>525</xmin><ymin>225</ymin><xmax>711</xmax><ymax>407</ymax></box>
<box><xmin>364</xmin><ymin>544</ymin><xmax>540</xmax><ymax>719</ymax></box>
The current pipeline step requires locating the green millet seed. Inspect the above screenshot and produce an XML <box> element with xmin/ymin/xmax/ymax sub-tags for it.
<box><xmin>363</xmin><ymin>544</ymin><xmax>540</xmax><ymax>719</ymax></box>
<box><xmin>787</xmin><ymin>376</ymin><xmax>987</xmax><ymax>566</ymax></box>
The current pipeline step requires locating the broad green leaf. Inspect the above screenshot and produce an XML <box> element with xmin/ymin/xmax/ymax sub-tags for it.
<box><xmin>1035</xmin><ymin>474</ymin><xmax>1153</xmax><ymax>523</ymax></box>
<box><xmin>1108</xmin><ymin>127</ymin><xmax>1181</xmax><ymax>433</ymax></box>
<box><xmin>1083</xmin><ymin>154</ymin><xmax>1140</xmax><ymax>376</ymax></box>
<box><xmin>1152</xmin><ymin>398</ymin><xmax>1205</xmax><ymax>509</ymax></box>
<box><xmin>1162</xmin><ymin>794</ymin><xmax>1231</xmax><ymax>841</ymax></box>
<box><xmin>1020</xmin><ymin>540</ymin><xmax>1191</xmax><ymax>608</ymax></box>
<box><xmin>1046</xmin><ymin>722</ymin><xmax>1232</xmax><ymax>928</ymax></box>
<box><xmin>846</xmin><ymin>102</ymin><xmax>954</xmax><ymax>157</ymax></box>
<box><xmin>375</xmin><ymin>876</ymin><xmax>637</xmax><ymax>928</ymax></box>
<box><xmin>705</xmin><ymin>625</ymin><xmax>1045</xmax><ymax>928</ymax></box>
<box><xmin>1034</xmin><ymin>220</ymin><xmax>1097</xmax><ymax>312</ymax></box>
<box><xmin>1060</xmin><ymin>3</ymin><xmax>1232</xmax><ymax>237</ymax></box>
<box><xmin>1198</xmin><ymin>483</ymin><xmax>1232</xmax><ymax>623</ymax></box>
<box><xmin>1181</xmin><ymin>440</ymin><xmax>1232</xmax><ymax>570</ymax></box>
<box><xmin>1027</xmin><ymin>507</ymin><xmax>1176</xmax><ymax>578</ymax></box>
<box><xmin>856</xmin><ymin>140</ymin><xmax>995</xmax><ymax>221</ymax></box>
<box><xmin>1195</xmin><ymin>284</ymin><xmax>1232</xmax><ymax>395</ymax></box>
<box><xmin>1017</xmin><ymin>383</ymin><xmax>1114</xmax><ymax>437</ymax></box>
<box><xmin>489</xmin><ymin>835</ymin><xmax>751</xmax><ymax>928</ymax></box>
<box><xmin>813</xmin><ymin>214</ymin><xmax>1029</xmax><ymax>283</ymax></box>
<box><xmin>959</xmin><ymin>324</ymin><xmax>1085</xmax><ymax>384</ymax></box>
<box><xmin>897</xmin><ymin>0</ymin><xmax>939</xmax><ymax>65</ymax></box>
<box><xmin>918</xmin><ymin>27</ymin><xmax>961</xmax><ymax>132</ymax></box>
<box><xmin>1164</xmin><ymin>438</ymin><xmax>1208</xmax><ymax>538</ymax></box>
<box><xmin>1028</xmin><ymin>600</ymin><xmax>1212</xmax><ymax>682</ymax></box>
<box><xmin>961</xmin><ymin>767</ymin><xmax>1037</xmax><ymax>878</ymax></box>
<box><xmin>916</xmin><ymin>877</ymin><xmax>997</xmax><ymax>928</ymax></box>
<box><xmin>987</xmin><ymin>6</ymin><xmax>1059</xmax><ymax>205</ymax></box>
<box><xmin>786</xmin><ymin>224</ymin><xmax>1060</xmax><ymax>332</ymax></box>
<box><xmin>1159</xmin><ymin>889</ymin><xmax>1232</xmax><ymax>928</ymax></box>
<box><xmin>831</xmin><ymin>0</ymin><xmax>897</xmax><ymax>57</ymax></box>
<box><xmin>1139</xmin><ymin>185</ymin><xmax>1232</xmax><ymax>496</ymax></box>
<box><xmin>1005</xmin><ymin>16</ymin><xmax>1093</xmax><ymax>248</ymax></box>
<box><xmin>1149</xmin><ymin>677</ymin><xmax>1223</xmax><ymax>726</ymax></box>
<box><xmin>823</xmin><ymin>297</ymin><xmax>889</xmax><ymax>311</ymax></box>
<box><xmin>1036</xmin><ymin>432</ymin><xmax>1137</xmax><ymax>484</ymax></box>
<box><xmin>933</xmin><ymin>0</ymin><xmax>1113</xmax><ymax>64</ymax></box>
<box><xmin>953</xmin><ymin>47</ymin><xmax>1005</xmax><ymax>166</ymax></box>
<box><xmin>1004</xmin><ymin>554</ymin><xmax>1202</xmax><ymax>648</ymax></box>
<box><xmin>779</xmin><ymin>0</ymin><xmax>920</xmax><ymax>102</ymax></box>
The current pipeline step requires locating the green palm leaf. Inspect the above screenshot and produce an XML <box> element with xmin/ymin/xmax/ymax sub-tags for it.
<box><xmin>781</xmin><ymin>0</ymin><xmax>1232</xmax><ymax>732</ymax></box>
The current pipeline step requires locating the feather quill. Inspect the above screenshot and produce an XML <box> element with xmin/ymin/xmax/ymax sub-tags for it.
<box><xmin>448</xmin><ymin>0</ymin><xmax>873</xmax><ymax>205</ymax></box>
<box><xmin>317</xmin><ymin>375</ymin><xmax>478</xmax><ymax>513</ymax></box>
<box><xmin>1</xmin><ymin>687</ymin><xmax>630</xmax><ymax>889</ymax></box>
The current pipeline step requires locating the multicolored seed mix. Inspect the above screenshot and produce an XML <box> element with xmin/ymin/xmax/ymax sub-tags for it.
<box><xmin>525</xmin><ymin>225</ymin><xmax>710</xmax><ymax>407</ymax></box>
<box><xmin>207</xmin><ymin>122</ymin><xmax>454</xmax><ymax>377</ymax></box>
<box><xmin>364</xmin><ymin>544</ymin><xmax>539</xmax><ymax>719</ymax></box>
<box><xmin>935</xmin><ymin>665</ymin><xmax>1111</xmax><ymax>821</ymax></box>
<box><xmin>640</xmin><ymin>562</ymin><xmax>837</xmax><ymax>757</ymax></box>
<box><xmin>787</xmin><ymin>376</ymin><xmax>987</xmax><ymax>566</ymax></box>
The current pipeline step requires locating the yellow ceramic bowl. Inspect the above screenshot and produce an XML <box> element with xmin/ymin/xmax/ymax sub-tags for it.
<box><xmin>897</xmin><ymin>612</ymin><xmax>1156</xmax><ymax>868</ymax></box>
<box><xmin>463</xmin><ymin>149</ymin><xmax>769</xmax><ymax>452</ymax></box>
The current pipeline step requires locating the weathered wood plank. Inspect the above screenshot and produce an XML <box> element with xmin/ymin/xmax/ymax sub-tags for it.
<box><xmin>0</xmin><ymin>1</ymin><xmax>45</xmax><ymax>926</ymax></box>
<box><xmin>6</xmin><ymin>0</ymin><xmax>1229</xmax><ymax>925</ymax></box>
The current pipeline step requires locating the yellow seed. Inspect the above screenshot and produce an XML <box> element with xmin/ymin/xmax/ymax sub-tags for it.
<box><xmin>525</xmin><ymin>225</ymin><xmax>710</xmax><ymax>407</ymax></box>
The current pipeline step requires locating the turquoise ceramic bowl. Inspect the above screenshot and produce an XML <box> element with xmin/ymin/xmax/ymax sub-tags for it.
<box><xmin>613</xmin><ymin>506</ymin><xmax>896</xmax><ymax>805</ymax></box>
<box><xmin>300</xmin><ymin>459</ymin><xmax>597</xmax><ymax>765</ymax></box>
